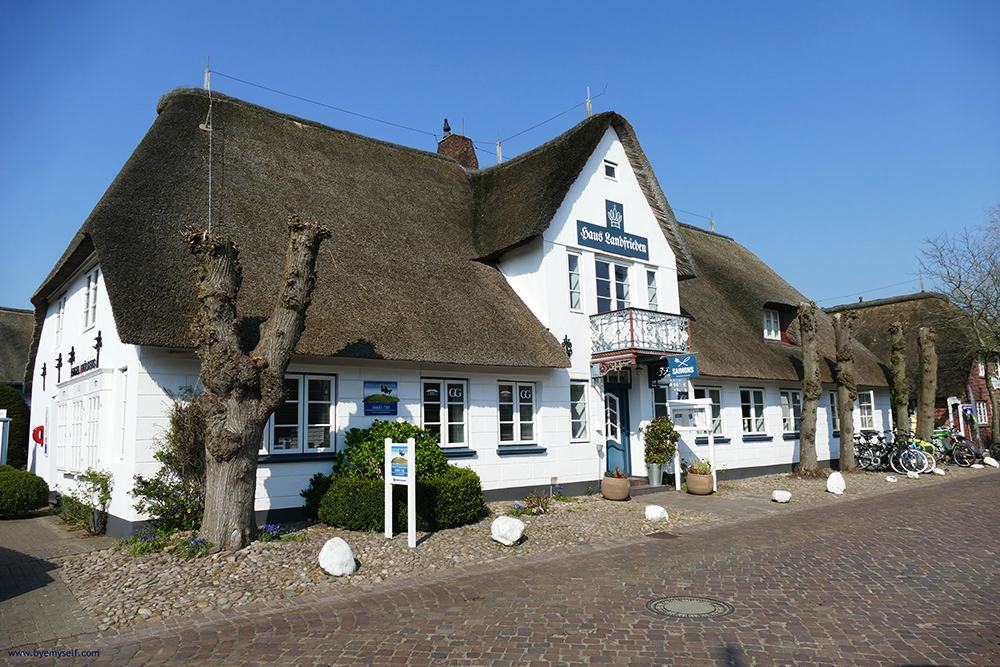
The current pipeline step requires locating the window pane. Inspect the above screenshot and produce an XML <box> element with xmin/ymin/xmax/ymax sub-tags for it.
<box><xmin>520</xmin><ymin>423</ymin><xmax>534</xmax><ymax>441</ymax></box>
<box><xmin>275</xmin><ymin>401</ymin><xmax>298</xmax><ymax>426</ymax></box>
<box><xmin>499</xmin><ymin>403</ymin><xmax>514</xmax><ymax>422</ymax></box>
<box><xmin>308</xmin><ymin>379</ymin><xmax>330</xmax><ymax>402</ymax></box>
<box><xmin>308</xmin><ymin>403</ymin><xmax>329</xmax><ymax>426</ymax></box>
<box><xmin>284</xmin><ymin>378</ymin><xmax>299</xmax><ymax>401</ymax></box>
<box><xmin>307</xmin><ymin>426</ymin><xmax>330</xmax><ymax>449</ymax></box>
<box><xmin>596</xmin><ymin>261</ymin><xmax>609</xmax><ymax>280</ymax></box>
<box><xmin>424</xmin><ymin>383</ymin><xmax>441</xmax><ymax>403</ymax></box>
<box><xmin>448</xmin><ymin>402</ymin><xmax>464</xmax><ymax>424</ymax></box>
<box><xmin>500</xmin><ymin>423</ymin><xmax>514</xmax><ymax>441</ymax></box>
<box><xmin>519</xmin><ymin>403</ymin><xmax>533</xmax><ymax>422</ymax></box>
<box><xmin>424</xmin><ymin>403</ymin><xmax>441</xmax><ymax>425</ymax></box>
<box><xmin>448</xmin><ymin>423</ymin><xmax>465</xmax><ymax>444</ymax></box>
<box><xmin>274</xmin><ymin>426</ymin><xmax>298</xmax><ymax>451</ymax></box>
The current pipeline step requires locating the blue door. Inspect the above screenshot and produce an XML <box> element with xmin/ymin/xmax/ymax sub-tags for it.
<box><xmin>605</xmin><ymin>385</ymin><xmax>631</xmax><ymax>475</ymax></box>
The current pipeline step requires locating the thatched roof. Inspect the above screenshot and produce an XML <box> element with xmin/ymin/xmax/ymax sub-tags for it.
<box><xmin>0</xmin><ymin>306</ymin><xmax>33</xmax><ymax>387</ymax></box>
<box><xmin>29</xmin><ymin>88</ymin><xmax>694</xmax><ymax>373</ymax></box>
<box><xmin>678</xmin><ymin>224</ymin><xmax>888</xmax><ymax>386</ymax></box>
<box><xmin>825</xmin><ymin>293</ymin><xmax>973</xmax><ymax>398</ymax></box>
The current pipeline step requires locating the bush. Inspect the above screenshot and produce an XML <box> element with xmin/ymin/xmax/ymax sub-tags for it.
<box><xmin>0</xmin><ymin>384</ymin><xmax>29</xmax><ymax>469</ymax></box>
<box><xmin>336</xmin><ymin>420</ymin><xmax>448</xmax><ymax>480</ymax></box>
<box><xmin>319</xmin><ymin>465</ymin><xmax>484</xmax><ymax>532</ymax></box>
<box><xmin>300</xmin><ymin>472</ymin><xmax>333</xmax><ymax>521</ymax></box>
<box><xmin>0</xmin><ymin>469</ymin><xmax>50</xmax><ymax>518</ymax></box>
<box><xmin>132</xmin><ymin>388</ymin><xmax>206</xmax><ymax>532</ymax></box>
<box><xmin>56</xmin><ymin>493</ymin><xmax>92</xmax><ymax>529</ymax></box>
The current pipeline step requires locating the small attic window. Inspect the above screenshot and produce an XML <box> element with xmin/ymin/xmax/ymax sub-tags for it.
<box><xmin>604</xmin><ymin>160</ymin><xmax>617</xmax><ymax>180</ymax></box>
<box><xmin>763</xmin><ymin>308</ymin><xmax>781</xmax><ymax>341</ymax></box>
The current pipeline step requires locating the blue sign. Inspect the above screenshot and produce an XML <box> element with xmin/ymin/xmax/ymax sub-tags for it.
<box><xmin>576</xmin><ymin>200</ymin><xmax>649</xmax><ymax>260</ymax></box>
<box><xmin>364</xmin><ymin>381</ymin><xmax>399</xmax><ymax>416</ymax></box>
<box><xmin>668</xmin><ymin>355</ymin><xmax>699</xmax><ymax>378</ymax></box>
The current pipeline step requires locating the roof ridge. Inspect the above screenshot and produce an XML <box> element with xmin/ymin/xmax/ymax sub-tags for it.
<box><xmin>824</xmin><ymin>291</ymin><xmax>951</xmax><ymax>313</ymax></box>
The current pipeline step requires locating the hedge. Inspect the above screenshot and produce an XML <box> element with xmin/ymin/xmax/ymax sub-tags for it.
<box><xmin>0</xmin><ymin>469</ymin><xmax>50</xmax><ymax>518</ymax></box>
<box><xmin>318</xmin><ymin>465</ymin><xmax>484</xmax><ymax>532</ymax></box>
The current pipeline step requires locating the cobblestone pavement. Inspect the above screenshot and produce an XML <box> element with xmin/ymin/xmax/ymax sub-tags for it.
<box><xmin>6</xmin><ymin>471</ymin><xmax>999</xmax><ymax>666</ymax></box>
<box><xmin>0</xmin><ymin>514</ymin><xmax>114</xmax><ymax>650</ymax></box>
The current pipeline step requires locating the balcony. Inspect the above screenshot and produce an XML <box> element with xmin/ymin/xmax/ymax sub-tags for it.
<box><xmin>590</xmin><ymin>308</ymin><xmax>691</xmax><ymax>361</ymax></box>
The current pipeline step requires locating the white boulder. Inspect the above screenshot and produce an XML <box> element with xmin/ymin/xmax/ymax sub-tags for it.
<box><xmin>886</xmin><ymin>475</ymin><xmax>897</xmax><ymax>483</ymax></box>
<box><xmin>491</xmin><ymin>516</ymin><xmax>525</xmax><ymax>546</ymax></box>
<box><xmin>645</xmin><ymin>505</ymin><xmax>670</xmax><ymax>522</ymax></box>
<box><xmin>826</xmin><ymin>471</ymin><xmax>846</xmax><ymax>495</ymax></box>
<box><xmin>771</xmin><ymin>490</ymin><xmax>792</xmax><ymax>503</ymax></box>
<box><xmin>933</xmin><ymin>468</ymin><xmax>947</xmax><ymax>476</ymax></box>
<box><xmin>906</xmin><ymin>471</ymin><xmax>920</xmax><ymax>479</ymax></box>
<box><xmin>319</xmin><ymin>537</ymin><xmax>357</xmax><ymax>576</ymax></box>
<box><xmin>971</xmin><ymin>463</ymin><xmax>984</xmax><ymax>469</ymax></box>
<box><xmin>983</xmin><ymin>456</ymin><xmax>999</xmax><ymax>468</ymax></box>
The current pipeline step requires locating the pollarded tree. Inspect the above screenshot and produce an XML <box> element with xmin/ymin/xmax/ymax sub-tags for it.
<box><xmin>888</xmin><ymin>322</ymin><xmax>909</xmax><ymax>433</ymax></box>
<box><xmin>797</xmin><ymin>302</ymin><xmax>821</xmax><ymax>473</ymax></box>
<box><xmin>916</xmin><ymin>327</ymin><xmax>938</xmax><ymax>442</ymax></box>
<box><xmin>834</xmin><ymin>312</ymin><xmax>858</xmax><ymax>471</ymax></box>
<box><xmin>919</xmin><ymin>206</ymin><xmax>1000</xmax><ymax>444</ymax></box>
<box><xmin>184</xmin><ymin>215</ymin><xmax>330</xmax><ymax>551</ymax></box>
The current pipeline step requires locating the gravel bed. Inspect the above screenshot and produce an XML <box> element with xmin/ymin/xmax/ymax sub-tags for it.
<box><xmin>59</xmin><ymin>463</ymin><xmax>994</xmax><ymax>631</ymax></box>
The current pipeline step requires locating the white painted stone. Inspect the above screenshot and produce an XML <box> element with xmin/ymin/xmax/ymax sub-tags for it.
<box><xmin>771</xmin><ymin>490</ymin><xmax>792</xmax><ymax>503</ymax></box>
<box><xmin>491</xmin><ymin>516</ymin><xmax>525</xmax><ymax>546</ymax></box>
<box><xmin>318</xmin><ymin>537</ymin><xmax>357</xmax><ymax>576</ymax></box>
<box><xmin>645</xmin><ymin>505</ymin><xmax>669</xmax><ymax>522</ymax></box>
<box><xmin>971</xmin><ymin>463</ymin><xmax>985</xmax><ymax>469</ymax></box>
<box><xmin>933</xmin><ymin>468</ymin><xmax>947</xmax><ymax>475</ymax></box>
<box><xmin>826</xmin><ymin>472</ymin><xmax>846</xmax><ymax>495</ymax></box>
<box><xmin>983</xmin><ymin>456</ymin><xmax>999</xmax><ymax>468</ymax></box>
<box><xmin>906</xmin><ymin>471</ymin><xmax>920</xmax><ymax>479</ymax></box>
<box><xmin>885</xmin><ymin>475</ymin><xmax>897</xmax><ymax>483</ymax></box>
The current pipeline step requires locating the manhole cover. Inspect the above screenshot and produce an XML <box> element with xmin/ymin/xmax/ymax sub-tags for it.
<box><xmin>646</xmin><ymin>596</ymin><xmax>735</xmax><ymax>619</ymax></box>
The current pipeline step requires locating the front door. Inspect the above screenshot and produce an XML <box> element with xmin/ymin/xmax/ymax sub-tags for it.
<box><xmin>605</xmin><ymin>385</ymin><xmax>631</xmax><ymax>475</ymax></box>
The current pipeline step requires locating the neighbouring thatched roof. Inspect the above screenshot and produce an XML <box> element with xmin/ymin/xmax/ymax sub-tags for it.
<box><xmin>0</xmin><ymin>306</ymin><xmax>33</xmax><ymax>387</ymax></box>
<box><xmin>825</xmin><ymin>293</ymin><xmax>974</xmax><ymax>398</ymax></box>
<box><xmin>29</xmin><ymin>88</ymin><xmax>694</xmax><ymax>372</ymax></box>
<box><xmin>678</xmin><ymin>224</ymin><xmax>888</xmax><ymax>386</ymax></box>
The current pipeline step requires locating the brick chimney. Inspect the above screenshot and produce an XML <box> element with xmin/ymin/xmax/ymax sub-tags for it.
<box><xmin>437</xmin><ymin>118</ymin><xmax>479</xmax><ymax>169</ymax></box>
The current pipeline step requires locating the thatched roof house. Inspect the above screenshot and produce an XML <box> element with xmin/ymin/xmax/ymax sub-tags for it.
<box><xmin>0</xmin><ymin>306</ymin><xmax>33</xmax><ymax>390</ymax></box>
<box><xmin>28</xmin><ymin>88</ymin><xmax>695</xmax><ymax>379</ymax></box>
<box><xmin>678</xmin><ymin>224</ymin><xmax>888</xmax><ymax>386</ymax></box>
<box><xmin>825</xmin><ymin>292</ymin><xmax>973</xmax><ymax>399</ymax></box>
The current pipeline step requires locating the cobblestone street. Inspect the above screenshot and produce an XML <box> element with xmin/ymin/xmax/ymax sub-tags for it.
<box><xmin>6</xmin><ymin>470</ymin><xmax>999</xmax><ymax>666</ymax></box>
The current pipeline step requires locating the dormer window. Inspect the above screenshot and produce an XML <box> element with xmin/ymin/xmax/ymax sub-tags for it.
<box><xmin>763</xmin><ymin>308</ymin><xmax>781</xmax><ymax>341</ymax></box>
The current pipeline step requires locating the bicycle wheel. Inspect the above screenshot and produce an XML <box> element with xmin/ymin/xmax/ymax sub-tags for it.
<box><xmin>916</xmin><ymin>449</ymin><xmax>935</xmax><ymax>473</ymax></box>
<box><xmin>952</xmin><ymin>444</ymin><xmax>975</xmax><ymax>467</ymax></box>
<box><xmin>856</xmin><ymin>446</ymin><xmax>877</xmax><ymax>471</ymax></box>
<box><xmin>890</xmin><ymin>450</ymin><xmax>909</xmax><ymax>474</ymax></box>
<box><xmin>990</xmin><ymin>442</ymin><xmax>1000</xmax><ymax>460</ymax></box>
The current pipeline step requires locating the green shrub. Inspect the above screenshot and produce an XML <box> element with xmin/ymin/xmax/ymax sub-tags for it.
<box><xmin>57</xmin><ymin>493</ymin><xmax>92</xmax><ymax>529</ymax></box>
<box><xmin>0</xmin><ymin>384</ymin><xmax>29</xmax><ymax>469</ymax></box>
<box><xmin>0</xmin><ymin>469</ymin><xmax>50</xmax><ymax>518</ymax></box>
<box><xmin>319</xmin><ymin>465</ymin><xmax>484</xmax><ymax>532</ymax></box>
<box><xmin>336</xmin><ymin>420</ymin><xmax>448</xmax><ymax>480</ymax></box>
<box><xmin>132</xmin><ymin>388</ymin><xmax>206</xmax><ymax>532</ymax></box>
<box><xmin>300</xmin><ymin>472</ymin><xmax>333</xmax><ymax>521</ymax></box>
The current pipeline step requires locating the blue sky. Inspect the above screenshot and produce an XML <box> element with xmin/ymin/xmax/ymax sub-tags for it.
<box><xmin>1</xmin><ymin>1</ymin><xmax>997</xmax><ymax>312</ymax></box>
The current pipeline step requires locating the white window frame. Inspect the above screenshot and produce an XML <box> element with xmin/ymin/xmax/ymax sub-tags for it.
<box><xmin>260</xmin><ymin>373</ymin><xmax>336</xmax><ymax>455</ymax></box>
<box><xmin>763</xmin><ymin>308</ymin><xmax>781</xmax><ymax>341</ymax></box>
<box><xmin>596</xmin><ymin>258</ymin><xmax>630</xmax><ymax>314</ymax></box>
<box><xmin>829</xmin><ymin>391</ymin><xmax>840</xmax><ymax>431</ymax></box>
<box><xmin>54</xmin><ymin>293</ymin><xmax>67</xmax><ymax>347</ymax></box>
<box><xmin>421</xmin><ymin>378</ymin><xmax>468</xmax><ymax>448</ymax></box>
<box><xmin>694</xmin><ymin>386</ymin><xmax>723</xmax><ymax>435</ymax></box>
<box><xmin>499</xmin><ymin>381</ymin><xmax>536</xmax><ymax>444</ymax></box>
<box><xmin>570</xmin><ymin>380</ymin><xmax>588</xmax><ymax>441</ymax></box>
<box><xmin>567</xmin><ymin>252</ymin><xmax>583</xmax><ymax>313</ymax></box>
<box><xmin>858</xmin><ymin>390</ymin><xmax>875</xmax><ymax>430</ymax></box>
<box><xmin>82</xmin><ymin>267</ymin><xmax>100</xmax><ymax>331</ymax></box>
<box><xmin>603</xmin><ymin>160</ymin><xmax>617</xmax><ymax>181</ymax></box>
<box><xmin>646</xmin><ymin>268</ymin><xmax>659</xmax><ymax>311</ymax></box>
<box><xmin>780</xmin><ymin>389</ymin><xmax>802</xmax><ymax>433</ymax></box>
<box><xmin>976</xmin><ymin>400</ymin><xmax>989</xmax><ymax>426</ymax></box>
<box><xmin>740</xmin><ymin>387</ymin><xmax>766</xmax><ymax>434</ymax></box>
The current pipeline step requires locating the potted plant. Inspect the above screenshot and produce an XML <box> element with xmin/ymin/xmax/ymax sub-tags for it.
<box><xmin>641</xmin><ymin>416</ymin><xmax>680</xmax><ymax>486</ymax></box>
<box><xmin>601</xmin><ymin>467</ymin><xmax>631</xmax><ymax>501</ymax></box>
<box><xmin>683</xmin><ymin>459</ymin><xmax>713</xmax><ymax>495</ymax></box>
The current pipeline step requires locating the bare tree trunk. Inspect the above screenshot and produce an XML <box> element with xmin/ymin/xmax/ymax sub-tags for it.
<box><xmin>916</xmin><ymin>327</ymin><xmax>938</xmax><ymax>442</ymax></box>
<box><xmin>185</xmin><ymin>215</ymin><xmax>330</xmax><ymax>551</ymax></box>
<box><xmin>834</xmin><ymin>313</ymin><xmax>858</xmax><ymax>470</ymax></box>
<box><xmin>797</xmin><ymin>302</ymin><xmax>821</xmax><ymax>473</ymax></box>
<box><xmin>888</xmin><ymin>322</ymin><xmax>909</xmax><ymax>433</ymax></box>
<box><xmin>984</xmin><ymin>357</ymin><xmax>999</xmax><ymax>446</ymax></box>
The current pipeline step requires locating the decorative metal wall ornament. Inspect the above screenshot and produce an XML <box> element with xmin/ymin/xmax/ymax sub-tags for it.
<box><xmin>94</xmin><ymin>331</ymin><xmax>103</xmax><ymax>366</ymax></box>
<box><xmin>561</xmin><ymin>335</ymin><xmax>573</xmax><ymax>359</ymax></box>
<box><xmin>55</xmin><ymin>353</ymin><xmax>63</xmax><ymax>383</ymax></box>
<box><xmin>40</xmin><ymin>363</ymin><xmax>46</xmax><ymax>391</ymax></box>
<box><xmin>68</xmin><ymin>346</ymin><xmax>76</xmax><ymax>365</ymax></box>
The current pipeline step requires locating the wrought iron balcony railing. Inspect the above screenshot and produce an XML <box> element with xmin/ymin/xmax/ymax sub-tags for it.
<box><xmin>590</xmin><ymin>308</ymin><xmax>691</xmax><ymax>358</ymax></box>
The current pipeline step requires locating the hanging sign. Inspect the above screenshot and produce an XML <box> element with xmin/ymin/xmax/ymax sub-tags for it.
<box><xmin>364</xmin><ymin>381</ymin><xmax>399</xmax><ymax>416</ymax></box>
<box><xmin>668</xmin><ymin>355</ymin><xmax>699</xmax><ymax>378</ymax></box>
<box><xmin>576</xmin><ymin>200</ymin><xmax>649</xmax><ymax>260</ymax></box>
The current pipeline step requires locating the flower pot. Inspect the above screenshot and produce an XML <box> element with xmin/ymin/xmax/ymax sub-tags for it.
<box><xmin>646</xmin><ymin>463</ymin><xmax>662</xmax><ymax>486</ymax></box>
<box><xmin>601</xmin><ymin>476</ymin><xmax>631</xmax><ymax>501</ymax></box>
<box><xmin>685</xmin><ymin>472</ymin><xmax>713</xmax><ymax>495</ymax></box>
